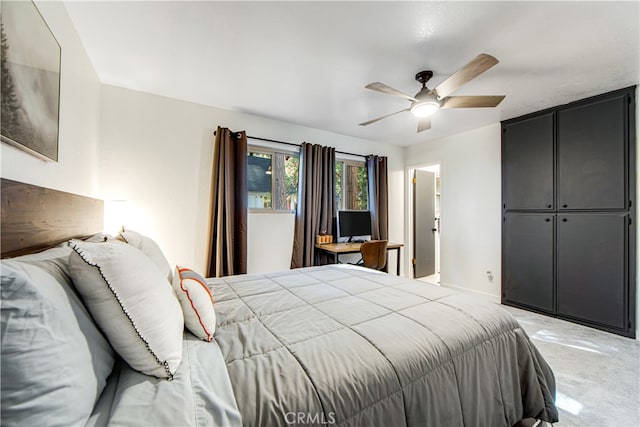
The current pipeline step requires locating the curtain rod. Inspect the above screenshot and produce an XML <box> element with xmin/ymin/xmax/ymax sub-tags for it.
<box><xmin>213</xmin><ymin>130</ymin><xmax>368</xmax><ymax>159</ymax></box>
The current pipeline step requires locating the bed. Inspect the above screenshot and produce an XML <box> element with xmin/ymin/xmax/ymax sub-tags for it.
<box><xmin>0</xmin><ymin>179</ymin><xmax>558</xmax><ymax>426</ymax></box>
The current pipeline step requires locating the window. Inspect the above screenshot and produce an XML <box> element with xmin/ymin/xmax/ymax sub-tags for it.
<box><xmin>336</xmin><ymin>160</ymin><xmax>368</xmax><ymax>210</ymax></box>
<box><xmin>248</xmin><ymin>149</ymin><xmax>299</xmax><ymax>211</ymax></box>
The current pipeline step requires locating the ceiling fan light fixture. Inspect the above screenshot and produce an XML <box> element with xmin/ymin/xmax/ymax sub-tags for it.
<box><xmin>359</xmin><ymin>54</ymin><xmax>503</xmax><ymax>133</ymax></box>
<box><xmin>411</xmin><ymin>100</ymin><xmax>440</xmax><ymax>118</ymax></box>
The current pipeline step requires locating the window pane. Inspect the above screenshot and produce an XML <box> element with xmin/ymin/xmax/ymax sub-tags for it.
<box><xmin>248</xmin><ymin>150</ymin><xmax>299</xmax><ymax>211</ymax></box>
<box><xmin>273</xmin><ymin>153</ymin><xmax>299</xmax><ymax>211</ymax></box>
<box><xmin>357</xmin><ymin>165</ymin><xmax>368</xmax><ymax>210</ymax></box>
<box><xmin>344</xmin><ymin>164</ymin><xmax>368</xmax><ymax>210</ymax></box>
<box><xmin>336</xmin><ymin>161</ymin><xmax>368</xmax><ymax>210</ymax></box>
<box><xmin>335</xmin><ymin>161</ymin><xmax>343</xmax><ymax>210</ymax></box>
<box><xmin>248</xmin><ymin>152</ymin><xmax>272</xmax><ymax>208</ymax></box>
<box><xmin>285</xmin><ymin>155</ymin><xmax>299</xmax><ymax>210</ymax></box>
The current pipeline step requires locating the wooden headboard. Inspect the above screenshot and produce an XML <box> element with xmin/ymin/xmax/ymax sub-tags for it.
<box><xmin>1</xmin><ymin>179</ymin><xmax>104</xmax><ymax>258</ymax></box>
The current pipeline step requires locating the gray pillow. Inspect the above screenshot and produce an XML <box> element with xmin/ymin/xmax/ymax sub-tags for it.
<box><xmin>0</xmin><ymin>245</ymin><xmax>116</xmax><ymax>426</ymax></box>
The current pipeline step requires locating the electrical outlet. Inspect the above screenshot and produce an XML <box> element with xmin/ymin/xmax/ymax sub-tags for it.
<box><xmin>486</xmin><ymin>270</ymin><xmax>494</xmax><ymax>282</ymax></box>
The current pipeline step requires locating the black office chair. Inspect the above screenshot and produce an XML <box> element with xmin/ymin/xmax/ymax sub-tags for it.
<box><xmin>358</xmin><ymin>240</ymin><xmax>388</xmax><ymax>270</ymax></box>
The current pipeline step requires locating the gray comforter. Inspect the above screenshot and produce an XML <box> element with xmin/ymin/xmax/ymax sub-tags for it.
<box><xmin>210</xmin><ymin>265</ymin><xmax>558</xmax><ymax>427</ymax></box>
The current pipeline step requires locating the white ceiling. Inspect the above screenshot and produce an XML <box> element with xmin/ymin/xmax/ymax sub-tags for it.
<box><xmin>64</xmin><ymin>1</ymin><xmax>639</xmax><ymax>147</ymax></box>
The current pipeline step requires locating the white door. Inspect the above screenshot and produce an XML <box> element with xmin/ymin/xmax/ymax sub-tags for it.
<box><xmin>413</xmin><ymin>169</ymin><xmax>436</xmax><ymax>278</ymax></box>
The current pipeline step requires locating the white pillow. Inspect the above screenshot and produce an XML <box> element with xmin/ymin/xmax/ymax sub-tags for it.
<box><xmin>173</xmin><ymin>266</ymin><xmax>216</xmax><ymax>341</ymax></box>
<box><xmin>118</xmin><ymin>229</ymin><xmax>172</xmax><ymax>282</ymax></box>
<box><xmin>68</xmin><ymin>240</ymin><xmax>184</xmax><ymax>379</ymax></box>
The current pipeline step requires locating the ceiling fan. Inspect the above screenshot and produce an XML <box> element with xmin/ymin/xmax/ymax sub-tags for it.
<box><xmin>359</xmin><ymin>53</ymin><xmax>505</xmax><ymax>133</ymax></box>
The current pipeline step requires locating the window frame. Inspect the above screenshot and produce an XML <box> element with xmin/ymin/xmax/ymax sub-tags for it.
<box><xmin>248</xmin><ymin>145</ymin><xmax>299</xmax><ymax>214</ymax></box>
<box><xmin>335</xmin><ymin>157</ymin><xmax>369</xmax><ymax>211</ymax></box>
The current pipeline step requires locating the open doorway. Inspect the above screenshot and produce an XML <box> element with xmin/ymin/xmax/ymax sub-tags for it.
<box><xmin>413</xmin><ymin>164</ymin><xmax>440</xmax><ymax>284</ymax></box>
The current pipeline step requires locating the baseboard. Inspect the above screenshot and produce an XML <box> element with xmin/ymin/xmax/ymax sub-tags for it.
<box><xmin>439</xmin><ymin>282</ymin><xmax>501</xmax><ymax>304</ymax></box>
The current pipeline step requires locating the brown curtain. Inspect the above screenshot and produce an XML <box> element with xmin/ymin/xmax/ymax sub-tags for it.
<box><xmin>207</xmin><ymin>126</ymin><xmax>248</xmax><ymax>277</ymax></box>
<box><xmin>291</xmin><ymin>143</ymin><xmax>336</xmax><ymax>268</ymax></box>
<box><xmin>367</xmin><ymin>155</ymin><xmax>389</xmax><ymax>240</ymax></box>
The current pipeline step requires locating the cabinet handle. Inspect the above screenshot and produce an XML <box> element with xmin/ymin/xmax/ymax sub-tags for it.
<box><xmin>545</xmin><ymin>218</ymin><xmax>550</xmax><ymax>222</ymax></box>
<box><xmin>547</xmin><ymin>204</ymin><xmax>552</xmax><ymax>208</ymax></box>
<box><xmin>562</xmin><ymin>218</ymin><xmax>568</xmax><ymax>222</ymax></box>
<box><xmin>562</xmin><ymin>204</ymin><xmax>568</xmax><ymax>208</ymax></box>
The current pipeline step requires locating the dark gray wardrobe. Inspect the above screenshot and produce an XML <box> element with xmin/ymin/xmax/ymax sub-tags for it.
<box><xmin>502</xmin><ymin>86</ymin><xmax>636</xmax><ymax>338</ymax></box>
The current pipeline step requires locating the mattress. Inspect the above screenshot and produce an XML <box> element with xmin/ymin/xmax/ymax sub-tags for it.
<box><xmin>210</xmin><ymin>265</ymin><xmax>558</xmax><ymax>427</ymax></box>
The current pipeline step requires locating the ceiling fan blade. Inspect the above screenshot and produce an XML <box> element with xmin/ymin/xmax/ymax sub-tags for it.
<box><xmin>417</xmin><ymin>116</ymin><xmax>431</xmax><ymax>133</ymax></box>
<box><xmin>365</xmin><ymin>82</ymin><xmax>417</xmax><ymax>102</ymax></box>
<box><xmin>359</xmin><ymin>108</ymin><xmax>410</xmax><ymax>126</ymax></box>
<box><xmin>434</xmin><ymin>54</ymin><xmax>499</xmax><ymax>99</ymax></box>
<box><xmin>441</xmin><ymin>95</ymin><xmax>505</xmax><ymax>109</ymax></box>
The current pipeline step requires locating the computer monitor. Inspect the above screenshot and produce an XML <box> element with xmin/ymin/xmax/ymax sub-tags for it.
<box><xmin>337</xmin><ymin>210</ymin><xmax>372</xmax><ymax>242</ymax></box>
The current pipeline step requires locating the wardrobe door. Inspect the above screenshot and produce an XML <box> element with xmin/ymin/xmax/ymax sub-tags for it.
<box><xmin>557</xmin><ymin>213</ymin><xmax>627</xmax><ymax>330</ymax></box>
<box><xmin>557</xmin><ymin>95</ymin><xmax>627</xmax><ymax>210</ymax></box>
<box><xmin>503</xmin><ymin>213</ymin><xmax>554</xmax><ymax>313</ymax></box>
<box><xmin>502</xmin><ymin>113</ymin><xmax>554</xmax><ymax>210</ymax></box>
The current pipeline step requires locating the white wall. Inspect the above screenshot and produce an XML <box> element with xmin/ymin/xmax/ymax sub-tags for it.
<box><xmin>98</xmin><ymin>85</ymin><xmax>404</xmax><ymax>274</ymax></box>
<box><xmin>0</xmin><ymin>1</ymin><xmax>101</xmax><ymax>197</ymax></box>
<box><xmin>404</xmin><ymin>124</ymin><xmax>502</xmax><ymax>300</ymax></box>
<box><xmin>248</xmin><ymin>213</ymin><xmax>295</xmax><ymax>273</ymax></box>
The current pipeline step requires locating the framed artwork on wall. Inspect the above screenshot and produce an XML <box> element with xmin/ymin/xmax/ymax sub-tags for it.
<box><xmin>1</xmin><ymin>0</ymin><xmax>61</xmax><ymax>162</ymax></box>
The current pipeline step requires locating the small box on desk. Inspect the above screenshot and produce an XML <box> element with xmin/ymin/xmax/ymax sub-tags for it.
<box><xmin>316</xmin><ymin>235</ymin><xmax>333</xmax><ymax>245</ymax></box>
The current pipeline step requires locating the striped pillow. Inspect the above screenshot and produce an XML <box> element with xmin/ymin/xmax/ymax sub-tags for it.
<box><xmin>172</xmin><ymin>266</ymin><xmax>216</xmax><ymax>341</ymax></box>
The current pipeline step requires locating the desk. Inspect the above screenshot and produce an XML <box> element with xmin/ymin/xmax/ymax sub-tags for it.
<box><xmin>314</xmin><ymin>242</ymin><xmax>404</xmax><ymax>275</ymax></box>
